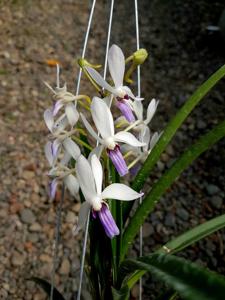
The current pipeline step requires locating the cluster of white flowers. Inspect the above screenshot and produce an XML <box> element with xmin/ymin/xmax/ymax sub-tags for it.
<box><xmin>43</xmin><ymin>45</ymin><xmax>160</xmax><ymax>238</ymax></box>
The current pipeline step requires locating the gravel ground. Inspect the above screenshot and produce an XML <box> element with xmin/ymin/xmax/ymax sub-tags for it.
<box><xmin>0</xmin><ymin>0</ymin><xmax>225</xmax><ymax>299</ymax></box>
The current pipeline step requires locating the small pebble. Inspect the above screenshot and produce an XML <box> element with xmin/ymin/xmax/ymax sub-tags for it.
<box><xmin>59</xmin><ymin>258</ymin><xmax>70</xmax><ymax>275</ymax></box>
<box><xmin>20</xmin><ymin>209</ymin><xmax>36</xmax><ymax>224</ymax></box>
<box><xmin>206</xmin><ymin>184</ymin><xmax>220</xmax><ymax>196</ymax></box>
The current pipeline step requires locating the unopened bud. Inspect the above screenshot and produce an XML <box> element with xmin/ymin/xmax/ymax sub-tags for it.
<box><xmin>133</xmin><ymin>48</ymin><xmax>148</xmax><ymax>65</ymax></box>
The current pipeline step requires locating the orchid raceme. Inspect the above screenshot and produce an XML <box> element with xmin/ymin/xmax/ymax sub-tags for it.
<box><xmin>40</xmin><ymin>20</ymin><xmax>225</xmax><ymax>300</ymax></box>
<box><xmin>74</xmin><ymin>154</ymin><xmax>143</xmax><ymax>238</ymax></box>
<box><xmin>85</xmin><ymin>44</ymin><xmax>143</xmax><ymax>122</ymax></box>
<box><xmin>80</xmin><ymin>97</ymin><xmax>146</xmax><ymax>176</ymax></box>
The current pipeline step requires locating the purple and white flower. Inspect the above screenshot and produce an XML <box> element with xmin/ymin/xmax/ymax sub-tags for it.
<box><xmin>81</xmin><ymin>97</ymin><xmax>145</xmax><ymax>176</ymax></box>
<box><xmin>74</xmin><ymin>154</ymin><xmax>143</xmax><ymax>238</ymax></box>
<box><xmin>85</xmin><ymin>44</ymin><xmax>142</xmax><ymax>122</ymax></box>
<box><xmin>44</xmin><ymin>82</ymin><xmax>79</xmax><ymax>127</ymax></box>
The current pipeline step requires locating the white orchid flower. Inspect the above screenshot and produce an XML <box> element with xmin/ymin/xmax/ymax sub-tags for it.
<box><xmin>85</xmin><ymin>44</ymin><xmax>142</xmax><ymax>123</ymax></box>
<box><xmin>44</xmin><ymin>81</ymin><xmax>79</xmax><ymax>127</ymax></box>
<box><xmin>80</xmin><ymin>97</ymin><xmax>146</xmax><ymax>176</ymax></box>
<box><xmin>74</xmin><ymin>154</ymin><xmax>143</xmax><ymax>238</ymax></box>
<box><xmin>133</xmin><ymin>98</ymin><xmax>159</xmax><ymax>131</ymax></box>
<box><xmin>46</xmin><ymin>140</ymin><xmax>81</xmax><ymax>200</ymax></box>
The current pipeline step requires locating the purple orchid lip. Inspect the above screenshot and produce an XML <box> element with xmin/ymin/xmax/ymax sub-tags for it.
<box><xmin>107</xmin><ymin>145</ymin><xmax>128</xmax><ymax>177</ymax></box>
<box><xmin>49</xmin><ymin>178</ymin><xmax>58</xmax><ymax>200</ymax></box>
<box><xmin>53</xmin><ymin>100</ymin><xmax>63</xmax><ymax>116</ymax></box>
<box><xmin>97</xmin><ymin>204</ymin><xmax>119</xmax><ymax>239</ymax></box>
<box><xmin>116</xmin><ymin>99</ymin><xmax>135</xmax><ymax>123</ymax></box>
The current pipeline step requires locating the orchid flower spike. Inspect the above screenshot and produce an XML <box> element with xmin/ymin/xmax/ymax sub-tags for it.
<box><xmin>133</xmin><ymin>98</ymin><xmax>159</xmax><ymax>131</ymax></box>
<box><xmin>85</xmin><ymin>44</ymin><xmax>143</xmax><ymax>123</ymax></box>
<box><xmin>81</xmin><ymin>97</ymin><xmax>146</xmax><ymax>176</ymax></box>
<box><xmin>74</xmin><ymin>154</ymin><xmax>143</xmax><ymax>238</ymax></box>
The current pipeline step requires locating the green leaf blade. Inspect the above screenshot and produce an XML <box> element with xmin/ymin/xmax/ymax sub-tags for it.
<box><xmin>120</xmin><ymin>254</ymin><xmax>225</xmax><ymax>300</ymax></box>
<box><xmin>122</xmin><ymin>213</ymin><xmax>225</xmax><ymax>289</ymax></box>
<box><xmin>123</xmin><ymin>64</ymin><xmax>225</xmax><ymax>221</ymax></box>
<box><xmin>133</xmin><ymin>64</ymin><xmax>225</xmax><ymax>192</ymax></box>
<box><xmin>122</xmin><ymin>120</ymin><xmax>225</xmax><ymax>260</ymax></box>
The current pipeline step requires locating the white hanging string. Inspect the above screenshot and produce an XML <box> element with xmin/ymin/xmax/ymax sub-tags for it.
<box><xmin>75</xmin><ymin>1</ymin><xmax>97</xmax><ymax>300</ymax></box>
<box><xmin>76</xmin><ymin>0</ymin><xmax>97</xmax><ymax>96</ymax></box>
<box><xmin>77</xmin><ymin>1</ymin><xmax>115</xmax><ymax>298</ymax></box>
<box><xmin>78</xmin><ymin>2</ymin><xmax>114</xmax><ymax>298</ymax></box>
<box><xmin>103</xmin><ymin>0</ymin><xmax>114</xmax><ymax>81</ymax></box>
<box><xmin>134</xmin><ymin>0</ymin><xmax>143</xmax><ymax>299</ymax></box>
<box><xmin>77</xmin><ymin>211</ymin><xmax>90</xmax><ymax>300</ymax></box>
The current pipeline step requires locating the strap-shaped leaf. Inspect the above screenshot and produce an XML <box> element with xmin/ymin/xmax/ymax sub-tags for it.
<box><xmin>160</xmin><ymin>213</ymin><xmax>225</xmax><ymax>254</ymax></box>
<box><xmin>28</xmin><ymin>277</ymin><xmax>65</xmax><ymax>300</ymax></box>
<box><xmin>121</xmin><ymin>120</ymin><xmax>225</xmax><ymax>260</ymax></box>
<box><xmin>121</xmin><ymin>213</ymin><xmax>225</xmax><ymax>289</ymax></box>
<box><xmin>119</xmin><ymin>253</ymin><xmax>225</xmax><ymax>300</ymax></box>
<box><xmin>123</xmin><ymin>64</ymin><xmax>225</xmax><ymax>221</ymax></box>
<box><xmin>111</xmin><ymin>286</ymin><xmax>130</xmax><ymax>300</ymax></box>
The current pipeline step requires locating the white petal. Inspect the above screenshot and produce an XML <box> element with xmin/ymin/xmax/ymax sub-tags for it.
<box><xmin>60</xmin><ymin>151</ymin><xmax>71</xmax><ymax>166</ymax></box>
<box><xmin>108</xmin><ymin>44</ymin><xmax>125</xmax><ymax>88</ymax></box>
<box><xmin>44</xmin><ymin>109</ymin><xmax>54</xmax><ymax>132</ymax></box>
<box><xmin>150</xmin><ymin>132</ymin><xmax>161</xmax><ymax>150</ymax></box>
<box><xmin>91</xmin><ymin>155</ymin><xmax>103</xmax><ymax>195</ymax></box>
<box><xmin>104</xmin><ymin>95</ymin><xmax>113</xmax><ymax>107</ymax></box>
<box><xmin>91</xmin><ymin>97</ymin><xmax>114</xmax><ymax>138</ymax></box>
<box><xmin>45</xmin><ymin>141</ymin><xmax>54</xmax><ymax>166</ymax></box>
<box><xmin>85</xmin><ymin>66</ymin><xmax>117</xmax><ymax>95</ymax></box>
<box><xmin>64</xmin><ymin>174</ymin><xmax>79</xmax><ymax>196</ymax></box>
<box><xmin>52</xmin><ymin>139</ymin><xmax>61</xmax><ymax>159</ymax></box>
<box><xmin>53</xmin><ymin>114</ymin><xmax>68</xmax><ymax>133</ymax></box>
<box><xmin>88</xmin><ymin>145</ymin><xmax>104</xmax><ymax>163</ymax></box>
<box><xmin>145</xmin><ymin>99</ymin><xmax>159</xmax><ymax>124</ymax></box>
<box><xmin>133</xmin><ymin>100</ymin><xmax>143</xmax><ymax>121</ymax></box>
<box><xmin>114</xmin><ymin>131</ymin><xmax>146</xmax><ymax>147</ymax></box>
<box><xmin>63</xmin><ymin>138</ymin><xmax>81</xmax><ymax>160</ymax></box>
<box><xmin>53</xmin><ymin>100</ymin><xmax>64</xmax><ymax>116</ymax></box>
<box><xmin>76</xmin><ymin>155</ymin><xmax>96</xmax><ymax>201</ymax></box>
<box><xmin>80</xmin><ymin>113</ymin><xmax>103</xmax><ymax>143</ymax></box>
<box><xmin>65</xmin><ymin>103</ymin><xmax>79</xmax><ymax>127</ymax></box>
<box><xmin>102</xmin><ymin>183</ymin><xmax>143</xmax><ymax>200</ymax></box>
<box><xmin>73</xmin><ymin>202</ymin><xmax>91</xmax><ymax>235</ymax></box>
<box><xmin>140</xmin><ymin>126</ymin><xmax>150</xmax><ymax>152</ymax></box>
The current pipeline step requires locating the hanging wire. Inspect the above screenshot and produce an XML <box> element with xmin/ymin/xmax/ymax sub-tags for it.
<box><xmin>103</xmin><ymin>0</ymin><xmax>114</xmax><ymax>81</ymax></box>
<box><xmin>77</xmin><ymin>2</ymin><xmax>114</xmax><ymax>298</ymax></box>
<box><xmin>134</xmin><ymin>0</ymin><xmax>143</xmax><ymax>299</ymax></box>
<box><xmin>75</xmin><ymin>1</ymin><xmax>97</xmax><ymax>299</ymax></box>
<box><xmin>76</xmin><ymin>0</ymin><xmax>97</xmax><ymax>96</ymax></box>
<box><xmin>49</xmin><ymin>1</ymin><xmax>97</xmax><ymax>300</ymax></box>
<box><xmin>77</xmin><ymin>211</ymin><xmax>90</xmax><ymax>300</ymax></box>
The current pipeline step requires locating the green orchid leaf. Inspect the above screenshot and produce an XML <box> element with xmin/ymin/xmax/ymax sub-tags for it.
<box><xmin>119</xmin><ymin>253</ymin><xmax>225</xmax><ymax>300</ymax></box>
<box><xmin>121</xmin><ymin>120</ymin><xmax>225</xmax><ymax>260</ymax></box>
<box><xmin>112</xmin><ymin>286</ymin><xmax>130</xmax><ymax>300</ymax></box>
<box><xmin>122</xmin><ymin>213</ymin><xmax>225</xmax><ymax>289</ymax></box>
<box><xmin>123</xmin><ymin>64</ymin><xmax>225</xmax><ymax>221</ymax></box>
<box><xmin>28</xmin><ymin>277</ymin><xmax>65</xmax><ymax>300</ymax></box>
